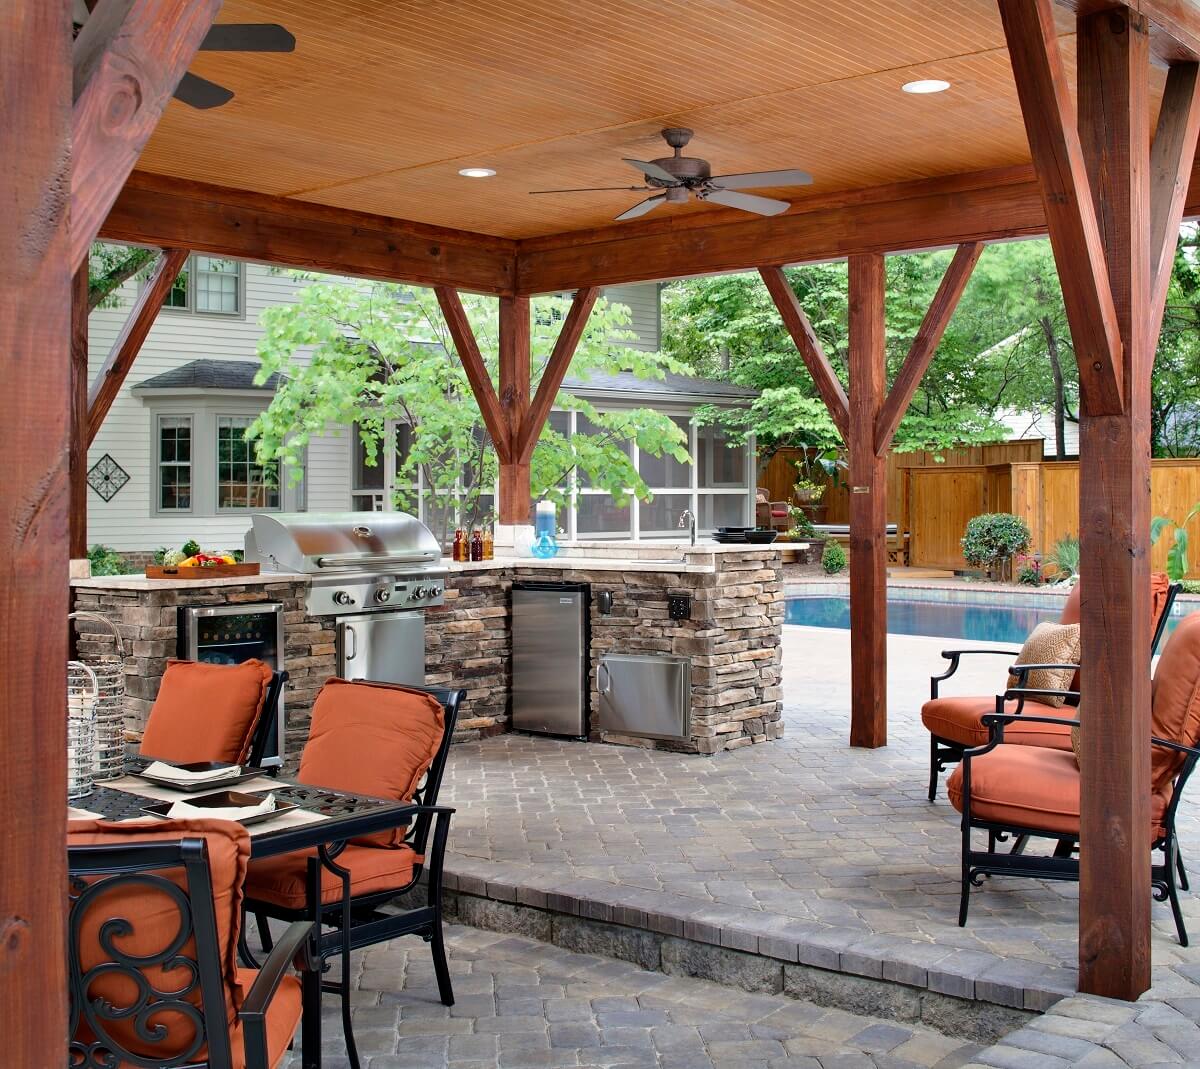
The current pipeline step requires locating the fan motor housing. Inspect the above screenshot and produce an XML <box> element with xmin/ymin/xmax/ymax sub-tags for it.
<box><xmin>648</xmin><ymin>156</ymin><xmax>711</xmax><ymax>185</ymax></box>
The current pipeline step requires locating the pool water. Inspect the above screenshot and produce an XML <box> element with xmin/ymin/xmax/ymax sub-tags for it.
<box><xmin>785</xmin><ymin>594</ymin><xmax>1186</xmax><ymax>647</ymax></box>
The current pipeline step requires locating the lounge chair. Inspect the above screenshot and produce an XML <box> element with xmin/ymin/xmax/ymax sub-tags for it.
<box><xmin>756</xmin><ymin>488</ymin><xmax>790</xmax><ymax>532</ymax></box>
<box><xmin>921</xmin><ymin>575</ymin><xmax>1176</xmax><ymax>800</ymax></box>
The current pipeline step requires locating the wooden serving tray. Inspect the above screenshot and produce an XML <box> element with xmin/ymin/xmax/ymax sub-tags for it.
<box><xmin>145</xmin><ymin>563</ymin><xmax>261</xmax><ymax>580</ymax></box>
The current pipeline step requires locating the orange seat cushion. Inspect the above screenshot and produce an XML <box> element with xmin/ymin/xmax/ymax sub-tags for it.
<box><xmin>1151</xmin><ymin>611</ymin><xmax>1200</xmax><ymax>791</ymax></box>
<box><xmin>246</xmin><ymin>843</ymin><xmax>419</xmax><ymax>910</ymax></box>
<box><xmin>947</xmin><ymin>746</ymin><xmax>1171</xmax><ymax>840</ymax></box>
<box><xmin>139</xmin><ymin>658</ymin><xmax>273</xmax><ymax>765</ymax></box>
<box><xmin>921</xmin><ymin>696</ymin><xmax>1074</xmax><ymax>750</ymax></box>
<box><xmin>231</xmin><ymin>969</ymin><xmax>302</xmax><ymax>1069</ymax></box>
<box><xmin>298</xmin><ymin>678</ymin><xmax>445</xmax><ymax>847</ymax></box>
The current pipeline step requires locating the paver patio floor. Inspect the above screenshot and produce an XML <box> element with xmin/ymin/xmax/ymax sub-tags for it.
<box><xmin>438</xmin><ymin>625</ymin><xmax>1200</xmax><ymax>1000</ymax></box>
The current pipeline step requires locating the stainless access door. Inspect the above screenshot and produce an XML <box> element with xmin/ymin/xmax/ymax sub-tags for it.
<box><xmin>512</xmin><ymin>582</ymin><xmax>589</xmax><ymax>736</ymax></box>
<box><xmin>597</xmin><ymin>654</ymin><xmax>690</xmax><ymax>741</ymax></box>
<box><xmin>336</xmin><ymin>611</ymin><xmax>425</xmax><ymax>686</ymax></box>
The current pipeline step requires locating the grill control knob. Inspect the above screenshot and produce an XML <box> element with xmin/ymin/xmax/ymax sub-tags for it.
<box><xmin>332</xmin><ymin>590</ymin><xmax>355</xmax><ymax>606</ymax></box>
<box><xmin>374</xmin><ymin>588</ymin><xmax>392</xmax><ymax>604</ymax></box>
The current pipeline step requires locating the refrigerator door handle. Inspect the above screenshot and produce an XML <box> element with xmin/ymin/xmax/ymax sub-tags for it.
<box><xmin>344</xmin><ymin>624</ymin><xmax>358</xmax><ymax>662</ymax></box>
<box><xmin>597</xmin><ymin>660</ymin><xmax>611</xmax><ymax>695</ymax></box>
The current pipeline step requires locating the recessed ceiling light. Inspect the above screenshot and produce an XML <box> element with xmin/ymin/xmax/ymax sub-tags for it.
<box><xmin>902</xmin><ymin>79</ymin><xmax>951</xmax><ymax>95</ymax></box>
<box><xmin>458</xmin><ymin>167</ymin><xmax>497</xmax><ymax>178</ymax></box>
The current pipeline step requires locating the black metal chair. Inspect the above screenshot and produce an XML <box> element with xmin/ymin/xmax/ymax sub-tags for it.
<box><xmin>240</xmin><ymin>683</ymin><xmax>463</xmax><ymax>1069</ymax></box>
<box><xmin>248</xmin><ymin>669</ymin><xmax>288</xmax><ymax>770</ymax></box>
<box><xmin>68</xmin><ymin>828</ymin><xmax>311</xmax><ymax>1069</ymax></box>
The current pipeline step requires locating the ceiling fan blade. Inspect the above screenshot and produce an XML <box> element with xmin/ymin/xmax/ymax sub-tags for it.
<box><xmin>703</xmin><ymin>189</ymin><xmax>791</xmax><ymax>216</ymax></box>
<box><xmin>530</xmin><ymin>186</ymin><xmax>649</xmax><ymax>194</ymax></box>
<box><xmin>622</xmin><ymin>159</ymin><xmax>680</xmax><ymax>184</ymax></box>
<box><xmin>173</xmin><ymin>71</ymin><xmax>235</xmax><ymax>109</ymax></box>
<box><xmin>200</xmin><ymin>23</ymin><xmax>296</xmax><ymax>52</ymax></box>
<box><xmin>615</xmin><ymin>193</ymin><xmax>667</xmax><ymax>221</ymax></box>
<box><xmin>710</xmin><ymin>168</ymin><xmax>813</xmax><ymax>190</ymax></box>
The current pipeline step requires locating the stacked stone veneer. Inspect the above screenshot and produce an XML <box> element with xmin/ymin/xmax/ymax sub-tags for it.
<box><xmin>70</xmin><ymin>579</ymin><xmax>334</xmax><ymax>752</ymax></box>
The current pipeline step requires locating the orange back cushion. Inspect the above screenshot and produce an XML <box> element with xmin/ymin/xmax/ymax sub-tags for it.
<box><xmin>139</xmin><ymin>658</ymin><xmax>273</xmax><ymax>765</ymax></box>
<box><xmin>1152</xmin><ymin>612</ymin><xmax>1200</xmax><ymax>791</ymax></box>
<box><xmin>67</xmin><ymin>818</ymin><xmax>250</xmax><ymax>1062</ymax></box>
<box><xmin>299</xmin><ymin>678</ymin><xmax>446</xmax><ymax>847</ymax></box>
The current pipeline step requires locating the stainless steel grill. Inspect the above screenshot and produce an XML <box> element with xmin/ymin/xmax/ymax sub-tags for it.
<box><xmin>245</xmin><ymin>512</ymin><xmax>447</xmax><ymax>687</ymax></box>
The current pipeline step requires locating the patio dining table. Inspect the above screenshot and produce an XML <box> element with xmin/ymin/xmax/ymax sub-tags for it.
<box><xmin>68</xmin><ymin>765</ymin><xmax>424</xmax><ymax>1069</ymax></box>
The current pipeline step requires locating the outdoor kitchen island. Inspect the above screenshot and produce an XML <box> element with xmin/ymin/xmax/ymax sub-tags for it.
<box><xmin>69</xmin><ymin>540</ymin><xmax>784</xmax><ymax>757</ymax></box>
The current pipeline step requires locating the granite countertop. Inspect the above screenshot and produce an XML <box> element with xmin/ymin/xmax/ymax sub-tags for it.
<box><xmin>71</xmin><ymin>571</ymin><xmax>309</xmax><ymax>591</ymax></box>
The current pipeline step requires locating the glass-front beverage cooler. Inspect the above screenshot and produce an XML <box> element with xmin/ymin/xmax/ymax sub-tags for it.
<box><xmin>177</xmin><ymin>602</ymin><xmax>284</xmax><ymax>765</ymax></box>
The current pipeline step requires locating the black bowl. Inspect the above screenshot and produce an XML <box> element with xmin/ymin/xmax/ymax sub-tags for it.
<box><xmin>745</xmin><ymin>529</ymin><xmax>779</xmax><ymax>544</ymax></box>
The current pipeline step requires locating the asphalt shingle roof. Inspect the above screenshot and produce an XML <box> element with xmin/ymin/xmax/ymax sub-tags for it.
<box><xmin>133</xmin><ymin>359</ymin><xmax>280</xmax><ymax>392</ymax></box>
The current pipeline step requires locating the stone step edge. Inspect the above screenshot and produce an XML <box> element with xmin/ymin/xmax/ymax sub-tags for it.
<box><xmin>442</xmin><ymin>856</ymin><xmax>1075</xmax><ymax>1016</ymax></box>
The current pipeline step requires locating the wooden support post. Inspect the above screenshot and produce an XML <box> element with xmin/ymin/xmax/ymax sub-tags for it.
<box><xmin>433</xmin><ymin>286</ymin><xmax>510</xmax><ymax>458</ymax></box>
<box><xmin>87</xmin><ymin>247</ymin><xmax>189</xmax><ymax>444</ymax></box>
<box><xmin>847</xmin><ymin>254</ymin><xmax>888</xmax><ymax>748</ymax></box>
<box><xmin>71</xmin><ymin>265</ymin><xmax>91</xmax><ymax>559</ymax></box>
<box><xmin>1076</xmin><ymin>4</ymin><xmax>1154</xmax><ymax>1000</ymax></box>
<box><xmin>498</xmin><ymin>296</ymin><xmax>532</xmax><ymax>525</ymax></box>
<box><xmin>0</xmin><ymin>0</ymin><xmax>72</xmax><ymax>1058</ymax></box>
<box><xmin>70</xmin><ymin>0</ymin><xmax>220</xmax><ymax>268</ymax></box>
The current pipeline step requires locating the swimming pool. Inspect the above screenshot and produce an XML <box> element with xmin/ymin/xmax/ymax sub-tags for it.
<box><xmin>785</xmin><ymin>593</ymin><xmax>1189</xmax><ymax>646</ymax></box>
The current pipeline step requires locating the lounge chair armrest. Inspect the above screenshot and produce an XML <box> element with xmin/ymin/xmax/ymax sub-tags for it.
<box><xmin>1152</xmin><ymin>736</ymin><xmax>1200</xmax><ymax>758</ymax></box>
<box><xmin>931</xmin><ymin>648</ymin><xmax>1021</xmax><ymax>698</ymax></box>
<box><xmin>239</xmin><ymin>920</ymin><xmax>313</xmax><ymax>1069</ymax></box>
<box><xmin>1001</xmin><ymin>685</ymin><xmax>1079</xmax><ymax>704</ymax></box>
<box><xmin>961</xmin><ymin>708</ymin><xmax>1079</xmax><ymax>757</ymax></box>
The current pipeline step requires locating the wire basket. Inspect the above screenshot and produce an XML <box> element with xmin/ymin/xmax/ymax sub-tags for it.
<box><xmin>67</xmin><ymin>661</ymin><xmax>98</xmax><ymax>801</ymax></box>
<box><xmin>69</xmin><ymin>611</ymin><xmax>128</xmax><ymax>781</ymax></box>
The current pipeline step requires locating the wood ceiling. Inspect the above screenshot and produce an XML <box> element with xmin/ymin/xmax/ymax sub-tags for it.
<box><xmin>131</xmin><ymin>0</ymin><xmax>1154</xmax><ymax>242</ymax></box>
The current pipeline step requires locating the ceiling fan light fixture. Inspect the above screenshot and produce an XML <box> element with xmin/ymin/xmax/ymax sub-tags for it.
<box><xmin>458</xmin><ymin>167</ymin><xmax>497</xmax><ymax>178</ymax></box>
<box><xmin>902</xmin><ymin>78</ymin><xmax>951</xmax><ymax>94</ymax></box>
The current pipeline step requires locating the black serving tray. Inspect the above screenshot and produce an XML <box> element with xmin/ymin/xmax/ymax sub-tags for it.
<box><xmin>140</xmin><ymin>790</ymin><xmax>295</xmax><ymax>827</ymax></box>
<box><xmin>135</xmin><ymin>761</ymin><xmax>265</xmax><ymax>793</ymax></box>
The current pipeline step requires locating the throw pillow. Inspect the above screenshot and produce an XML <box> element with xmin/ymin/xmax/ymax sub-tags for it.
<box><xmin>1005</xmin><ymin>621</ymin><xmax>1081</xmax><ymax>709</ymax></box>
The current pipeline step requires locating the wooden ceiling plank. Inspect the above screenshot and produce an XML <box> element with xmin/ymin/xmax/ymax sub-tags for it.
<box><xmin>101</xmin><ymin>174</ymin><xmax>517</xmax><ymax>295</ymax></box>
<box><xmin>758</xmin><ymin>266</ymin><xmax>850</xmax><ymax>442</ymax></box>
<box><xmin>998</xmin><ymin>0</ymin><xmax>1125</xmax><ymax>416</ymax></box>
<box><xmin>1149</xmin><ymin>62</ymin><xmax>1200</xmax><ymax>339</ymax></box>
<box><xmin>71</xmin><ymin>0</ymin><xmax>219</xmax><ymax>270</ymax></box>
<box><xmin>516</xmin><ymin>287</ymin><xmax>601</xmax><ymax>463</ymax></box>
<box><xmin>87</xmin><ymin>247</ymin><xmax>190</xmax><ymax>445</ymax></box>
<box><xmin>874</xmin><ymin>242</ymin><xmax>984</xmax><ymax>455</ymax></box>
<box><xmin>433</xmin><ymin>286</ymin><xmax>511</xmax><ymax>462</ymax></box>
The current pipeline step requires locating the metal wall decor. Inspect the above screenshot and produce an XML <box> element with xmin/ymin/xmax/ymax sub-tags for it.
<box><xmin>87</xmin><ymin>453</ymin><xmax>129</xmax><ymax>501</ymax></box>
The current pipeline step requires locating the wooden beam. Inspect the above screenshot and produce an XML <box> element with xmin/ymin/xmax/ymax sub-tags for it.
<box><xmin>70</xmin><ymin>0</ymin><xmax>219</xmax><ymax>269</ymax></box>
<box><xmin>498</xmin><ymin>296</ymin><xmax>532</xmax><ymax>525</ymax></box>
<box><xmin>515</xmin><ymin>288</ymin><xmax>600</xmax><ymax>463</ymax></box>
<box><xmin>758</xmin><ymin>266</ymin><xmax>850</xmax><ymax>442</ymax></box>
<box><xmin>1059</xmin><ymin>0</ymin><xmax>1200</xmax><ymax>62</ymax></box>
<box><xmin>433</xmin><ymin>287</ymin><xmax>510</xmax><ymax>462</ymax></box>
<box><xmin>86</xmin><ymin>247</ymin><xmax>189</xmax><ymax>444</ymax></box>
<box><xmin>874</xmin><ymin>243</ymin><xmax>984</xmax><ymax>455</ymax></box>
<box><xmin>1</xmin><ymin>0</ymin><xmax>71</xmax><ymax>1058</ymax></box>
<box><xmin>102</xmin><ymin>172</ymin><xmax>518</xmax><ymax>295</ymax></box>
<box><xmin>1075</xmin><ymin>3</ymin><xmax>1153</xmax><ymax>1001</ymax></box>
<box><xmin>1149</xmin><ymin>62</ymin><xmax>1200</xmax><ymax>339</ymax></box>
<box><xmin>999</xmin><ymin>0</ymin><xmax>1126</xmax><ymax>416</ymax></box>
<box><xmin>847</xmin><ymin>253</ymin><xmax>888</xmax><ymax>749</ymax></box>
<box><xmin>71</xmin><ymin>266</ymin><xmax>91</xmax><ymax>559</ymax></box>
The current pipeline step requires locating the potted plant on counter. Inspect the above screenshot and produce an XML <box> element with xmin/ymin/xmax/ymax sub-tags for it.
<box><xmin>791</xmin><ymin>446</ymin><xmax>846</xmax><ymax>522</ymax></box>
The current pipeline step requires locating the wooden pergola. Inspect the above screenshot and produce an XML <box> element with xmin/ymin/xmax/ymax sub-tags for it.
<box><xmin>5</xmin><ymin>0</ymin><xmax>1200</xmax><ymax>1055</ymax></box>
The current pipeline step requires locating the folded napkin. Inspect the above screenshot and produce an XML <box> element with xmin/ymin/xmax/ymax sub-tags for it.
<box><xmin>167</xmin><ymin>793</ymin><xmax>277</xmax><ymax>822</ymax></box>
<box><xmin>143</xmin><ymin>760</ymin><xmax>240</xmax><ymax>784</ymax></box>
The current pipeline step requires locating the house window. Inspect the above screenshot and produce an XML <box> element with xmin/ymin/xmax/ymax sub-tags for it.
<box><xmin>158</xmin><ymin>255</ymin><xmax>242</xmax><ymax>315</ymax></box>
<box><xmin>217</xmin><ymin>415</ymin><xmax>279</xmax><ymax>510</ymax></box>
<box><xmin>157</xmin><ymin>416</ymin><xmax>192</xmax><ymax>511</ymax></box>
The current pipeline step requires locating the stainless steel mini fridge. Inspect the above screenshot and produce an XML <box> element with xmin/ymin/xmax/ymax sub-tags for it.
<box><xmin>511</xmin><ymin>581</ymin><xmax>589</xmax><ymax>737</ymax></box>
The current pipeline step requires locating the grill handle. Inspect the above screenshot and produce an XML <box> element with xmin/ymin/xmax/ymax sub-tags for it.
<box><xmin>314</xmin><ymin>552</ymin><xmax>439</xmax><ymax>570</ymax></box>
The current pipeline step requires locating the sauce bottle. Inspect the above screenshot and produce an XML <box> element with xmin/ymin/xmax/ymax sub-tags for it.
<box><xmin>482</xmin><ymin>527</ymin><xmax>494</xmax><ymax>560</ymax></box>
<box><xmin>452</xmin><ymin>528</ymin><xmax>466</xmax><ymax>562</ymax></box>
<box><xmin>470</xmin><ymin>528</ymin><xmax>483</xmax><ymax>562</ymax></box>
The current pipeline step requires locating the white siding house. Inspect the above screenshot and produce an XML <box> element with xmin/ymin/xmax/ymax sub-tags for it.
<box><xmin>84</xmin><ymin>260</ymin><xmax>752</xmax><ymax>554</ymax></box>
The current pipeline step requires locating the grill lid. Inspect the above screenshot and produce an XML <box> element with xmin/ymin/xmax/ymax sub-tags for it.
<box><xmin>246</xmin><ymin>512</ymin><xmax>442</xmax><ymax>574</ymax></box>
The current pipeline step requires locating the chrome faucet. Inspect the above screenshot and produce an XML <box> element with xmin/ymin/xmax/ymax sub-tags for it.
<box><xmin>678</xmin><ymin>508</ymin><xmax>696</xmax><ymax>546</ymax></box>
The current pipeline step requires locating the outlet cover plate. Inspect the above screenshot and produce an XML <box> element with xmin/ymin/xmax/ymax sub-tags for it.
<box><xmin>668</xmin><ymin>594</ymin><xmax>691</xmax><ymax>621</ymax></box>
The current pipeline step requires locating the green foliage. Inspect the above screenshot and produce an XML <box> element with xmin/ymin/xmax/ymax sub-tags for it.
<box><xmin>960</xmin><ymin>513</ymin><xmax>1031</xmax><ymax>571</ymax></box>
<box><xmin>1017</xmin><ymin>561</ymin><xmax>1043</xmax><ymax>586</ymax></box>
<box><xmin>1151</xmin><ymin>505</ymin><xmax>1200</xmax><ymax>582</ymax></box>
<box><xmin>821</xmin><ymin>541</ymin><xmax>847</xmax><ymax>575</ymax></box>
<box><xmin>1180</xmin><ymin>580</ymin><xmax>1200</xmax><ymax>595</ymax></box>
<box><xmin>87</xmin><ymin>544</ymin><xmax>130</xmax><ymax>576</ymax></box>
<box><xmin>1047</xmin><ymin>535</ymin><xmax>1080</xmax><ymax>579</ymax></box>
<box><xmin>786</xmin><ymin>507</ymin><xmax>816</xmax><ymax>537</ymax></box>
<box><xmin>150</xmin><ymin>547</ymin><xmax>169</xmax><ymax>565</ymax></box>
<box><xmin>88</xmin><ymin>243</ymin><xmax>158</xmax><ymax>311</ymax></box>
<box><xmin>250</xmin><ymin>281</ymin><xmax>690</xmax><ymax>544</ymax></box>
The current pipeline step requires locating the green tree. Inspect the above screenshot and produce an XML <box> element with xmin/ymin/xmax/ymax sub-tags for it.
<box><xmin>87</xmin><ymin>242</ymin><xmax>164</xmax><ymax>310</ymax></box>
<box><xmin>249</xmin><ymin>280</ymin><xmax>691</xmax><ymax>544</ymax></box>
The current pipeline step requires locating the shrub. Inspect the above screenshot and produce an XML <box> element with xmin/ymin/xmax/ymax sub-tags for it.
<box><xmin>821</xmin><ymin>541</ymin><xmax>847</xmax><ymax>575</ymax></box>
<box><xmin>1181</xmin><ymin>579</ymin><xmax>1200</xmax><ymax>595</ymax></box>
<box><xmin>87</xmin><ymin>544</ymin><xmax>130</xmax><ymax>577</ymax></box>
<box><xmin>1017</xmin><ymin>562</ymin><xmax>1042</xmax><ymax>586</ymax></box>
<box><xmin>961</xmin><ymin>513</ymin><xmax>1031</xmax><ymax>574</ymax></box>
<box><xmin>1152</xmin><ymin>505</ymin><xmax>1200</xmax><ymax>582</ymax></box>
<box><xmin>1047</xmin><ymin>535</ymin><xmax>1080</xmax><ymax>579</ymax></box>
<box><xmin>786</xmin><ymin>506</ymin><xmax>816</xmax><ymax>537</ymax></box>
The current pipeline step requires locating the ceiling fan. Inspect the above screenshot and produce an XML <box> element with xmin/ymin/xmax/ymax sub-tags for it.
<box><xmin>72</xmin><ymin>0</ymin><xmax>295</xmax><ymax>110</ymax></box>
<box><xmin>531</xmin><ymin>127</ymin><xmax>812</xmax><ymax>221</ymax></box>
